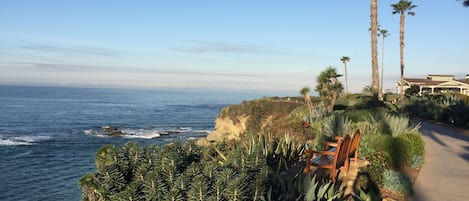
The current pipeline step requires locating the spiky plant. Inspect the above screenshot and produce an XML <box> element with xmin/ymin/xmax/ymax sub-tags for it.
<box><xmin>380</xmin><ymin>113</ymin><xmax>420</xmax><ymax>136</ymax></box>
<box><xmin>321</xmin><ymin>113</ymin><xmax>353</xmax><ymax>138</ymax></box>
<box><xmin>352</xmin><ymin>188</ymin><xmax>382</xmax><ymax>201</ymax></box>
<box><xmin>142</xmin><ymin>171</ymin><xmax>166</xmax><ymax>200</ymax></box>
<box><xmin>303</xmin><ymin>175</ymin><xmax>345</xmax><ymax>201</ymax></box>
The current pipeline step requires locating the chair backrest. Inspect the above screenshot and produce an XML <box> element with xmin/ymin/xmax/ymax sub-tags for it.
<box><xmin>333</xmin><ymin>135</ymin><xmax>351</xmax><ymax>168</ymax></box>
<box><xmin>349</xmin><ymin>129</ymin><xmax>362</xmax><ymax>154</ymax></box>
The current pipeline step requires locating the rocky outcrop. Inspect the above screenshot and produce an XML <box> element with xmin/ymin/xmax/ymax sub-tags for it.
<box><xmin>203</xmin><ymin>97</ymin><xmax>307</xmax><ymax>143</ymax></box>
<box><xmin>206</xmin><ymin>115</ymin><xmax>249</xmax><ymax>141</ymax></box>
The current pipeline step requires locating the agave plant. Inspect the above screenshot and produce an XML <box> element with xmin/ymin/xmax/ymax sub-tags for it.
<box><xmin>381</xmin><ymin>113</ymin><xmax>420</xmax><ymax>137</ymax></box>
<box><xmin>303</xmin><ymin>175</ymin><xmax>345</xmax><ymax>201</ymax></box>
<box><xmin>352</xmin><ymin>189</ymin><xmax>382</xmax><ymax>201</ymax></box>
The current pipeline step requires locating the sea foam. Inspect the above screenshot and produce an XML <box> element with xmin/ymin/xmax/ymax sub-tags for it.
<box><xmin>0</xmin><ymin>135</ymin><xmax>51</xmax><ymax>146</ymax></box>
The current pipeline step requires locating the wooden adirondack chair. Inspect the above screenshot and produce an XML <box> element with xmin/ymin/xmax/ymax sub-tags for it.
<box><xmin>348</xmin><ymin>130</ymin><xmax>362</xmax><ymax>163</ymax></box>
<box><xmin>331</xmin><ymin>129</ymin><xmax>362</xmax><ymax>163</ymax></box>
<box><xmin>303</xmin><ymin>135</ymin><xmax>352</xmax><ymax>183</ymax></box>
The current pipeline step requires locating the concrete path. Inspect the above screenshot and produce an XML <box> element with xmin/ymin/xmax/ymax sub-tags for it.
<box><xmin>411</xmin><ymin>121</ymin><xmax>469</xmax><ymax>201</ymax></box>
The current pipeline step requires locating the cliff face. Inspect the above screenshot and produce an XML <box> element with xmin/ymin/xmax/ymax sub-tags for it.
<box><xmin>206</xmin><ymin>97</ymin><xmax>307</xmax><ymax>142</ymax></box>
<box><xmin>206</xmin><ymin>115</ymin><xmax>249</xmax><ymax>141</ymax></box>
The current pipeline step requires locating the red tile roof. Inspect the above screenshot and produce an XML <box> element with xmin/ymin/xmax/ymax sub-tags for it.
<box><xmin>404</xmin><ymin>78</ymin><xmax>469</xmax><ymax>86</ymax></box>
<box><xmin>403</xmin><ymin>78</ymin><xmax>445</xmax><ymax>86</ymax></box>
<box><xmin>457</xmin><ymin>79</ymin><xmax>469</xmax><ymax>84</ymax></box>
<box><xmin>426</xmin><ymin>74</ymin><xmax>455</xmax><ymax>77</ymax></box>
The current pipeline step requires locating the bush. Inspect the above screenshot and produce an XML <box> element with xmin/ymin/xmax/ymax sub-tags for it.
<box><xmin>410</xmin><ymin>155</ymin><xmax>424</xmax><ymax>169</ymax></box>
<box><xmin>395</xmin><ymin>133</ymin><xmax>425</xmax><ymax>167</ymax></box>
<box><xmin>344</xmin><ymin>109</ymin><xmax>374</xmax><ymax>123</ymax></box>
<box><xmin>447</xmin><ymin>102</ymin><xmax>469</xmax><ymax>128</ymax></box>
<box><xmin>382</xmin><ymin>169</ymin><xmax>413</xmax><ymax>195</ymax></box>
<box><xmin>369</xmin><ymin>135</ymin><xmax>395</xmax><ymax>156</ymax></box>
<box><xmin>403</xmin><ymin>94</ymin><xmax>469</xmax><ymax>129</ymax></box>
<box><xmin>361</xmin><ymin>151</ymin><xmax>392</xmax><ymax>186</ymax></box>
<box><xmin>405</xmin><ymin>85</ymin><xmax>420</xmax><ymax>96</ymax></box>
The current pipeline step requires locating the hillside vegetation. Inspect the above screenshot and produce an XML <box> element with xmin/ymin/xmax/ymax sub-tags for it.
<box><xmin>80</xmin><ymin>92</ymin><xmax>428</xmax><ymax>200</ymax></box>
<box><xmin>206</xmin><ymin>96</ymin><xmax>316</xmax><ymax>142</ymax></box>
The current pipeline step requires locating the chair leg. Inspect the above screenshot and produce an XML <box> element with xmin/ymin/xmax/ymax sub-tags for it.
<box><xmin>330</xmin><ymin>168</ymin><xmax>336</xmax><ymax>183</ymax></box>
<box><xmin>354</xmin><ymin>150</ymin><xmax>358</xmax><ymax>162</ymax></box>
<box><xmin>344</xmin><ymin>159</ymin><xmax>349</xmax><ymax>176</ymax></box>
<box><xmin>304</xmin><ymin>158</ymin><xmax>312</xmax><ymax>173</ymax></box>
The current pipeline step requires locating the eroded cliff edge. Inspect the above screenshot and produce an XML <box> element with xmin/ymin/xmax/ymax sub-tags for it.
<box><xmin>204</xmin><ymin>97</ymin><xmax>310</xmax><ymax>142</ymax></box>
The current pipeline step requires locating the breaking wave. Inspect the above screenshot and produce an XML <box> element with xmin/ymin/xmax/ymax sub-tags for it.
<box><xmin>0</xmin><ymin>135</ymin><xmax>52</xmax><ymax>146</ymax></box>
<box><xmin>83</xmin><ymin>126</ymin><xmax>212</xmax><ymax>139</ymax></box>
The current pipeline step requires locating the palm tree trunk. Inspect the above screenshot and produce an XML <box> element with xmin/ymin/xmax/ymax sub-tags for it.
<box><xmin>304</xmin><ymin>94</ymin><xmax>313</xmax><ymax>110</ymax></box>
<box><xmin>371</xmin><ymin>0</ymin><xmax>379</xmax><ymax>104</ymax></box>
<box><xmin>344</xmin><ymin>62</ymin><xmax>348</xmax><ymax>93</ymax></box>
<box><xmin>399</xmin><ymin>13</ymin><xmax>405</xmax><ymax>100</ymax></box>
<box><xmin>380</xmin><ymin>35</ymin><xmax>385</xmax><ymax>99</ymax></box>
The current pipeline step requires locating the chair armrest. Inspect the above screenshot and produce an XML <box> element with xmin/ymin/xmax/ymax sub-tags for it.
<box><xmin>324</xmin><ymin>142</ymin><xmax>338</xmax><ymax>147</ymax></box>
<box><xmin>304</xmin><ymin>149</ymin><xmax>314</xmax><ymax>156</ymax></box>
<box><xmin>313</xmin><ymin>150</ymin><xmax>335</xmax><ymax>155</ymax></box>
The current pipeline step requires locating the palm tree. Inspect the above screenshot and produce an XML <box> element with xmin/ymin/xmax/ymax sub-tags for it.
<box><xmin>392</xmin><ymin>0</ymin><xmax>417</xmax><ymax>100</ymax></box>
<box><xmin>379</xmin><ymin>29</ymin><xmax>390</xmax><ymax>99</ymax></box>
<box><xmin>370</xmin><ymin>0</ymin><xmax>380</xmax><ymax>104</ymax></box>
<box><xmin>315</xmin><ymin>67</ymin><xmax>343</xmax><ymax>113</ymax></box>
<box><xmin>300</xmin><ymin>86</ymin><xmax>313</xmax><ymax>110</ymax></box>
<box><xmin>340</xmin><ymin>56</ymin><xmax>351</xmax><ymax>94</ymax></box>
<box><xmin>460</xmin><ymin>0</ymin><xmax>469</xmax><ymax>7</ymax></box>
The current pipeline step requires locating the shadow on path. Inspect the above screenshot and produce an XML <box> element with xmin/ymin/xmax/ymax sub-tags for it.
<box><xmin>411</xmin><ymin>120</ymin><xmax>469</xmax><ymax>201</ymax></box>
<box><xmin>416</xmin><ymin>120</ymin><xmax>469</xmax><ymax>163</ymax></box>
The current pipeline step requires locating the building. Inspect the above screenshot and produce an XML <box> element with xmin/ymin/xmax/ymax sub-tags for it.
<box><xmin>397</xmin><ymin>74</ymin><xmax>469</xmax><ymax>96</ymax></box>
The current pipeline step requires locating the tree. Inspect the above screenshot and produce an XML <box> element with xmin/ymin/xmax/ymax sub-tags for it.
<box><xmin>392</xmin><ymin>0</ymin><xmax>417</xmax><ymax>100</ymax></box>
<box><xmin>405</xmin><ymin>85</ymin><xmax>420</xmax><ymax>96</ymax></box>
<box><xmin>340</xmin><ymin>56</ymin><xmax>351</xmax><ymax>94</ymax></box>
<box><xmin>300</xmin><ymin>86</ymin><xmax>314</xmax><ymax>110</ymax></box>
<box><xmin>315</xmin><ymin>67</ymin><xmax>343</xmax><ymax>113</ymax></box>
<box><xmin>370</xmin><ymin>0</ymin><xmax>380</xmax><ymax>104</ymax></box>
<box><xmin>459</xmin><ymin>0</ymin><xmax>469</xmax><ymax>7</ymax></box>
<box><xmin>379</xmin><ymin>29</ymin><xmax>390</xmax><ymax>99</ymax></box>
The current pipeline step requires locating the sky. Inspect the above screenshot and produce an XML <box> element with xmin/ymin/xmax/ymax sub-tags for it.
<box><xmin>0</xmin><ymin>0</ymin><xmax>468</xmax><ymax>94</ymax></box>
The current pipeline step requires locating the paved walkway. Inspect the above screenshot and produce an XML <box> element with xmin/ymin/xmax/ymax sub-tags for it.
<box><xmin>411</xmin><ymin>121</ymin><xmax>469</xmax><ymax>201</ymax></box>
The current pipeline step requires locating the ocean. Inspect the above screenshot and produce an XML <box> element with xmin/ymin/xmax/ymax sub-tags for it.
<box><xmin>0</xmin><ymin>85</ymin><xmax>272</xmax><ymax>200</ymax></box>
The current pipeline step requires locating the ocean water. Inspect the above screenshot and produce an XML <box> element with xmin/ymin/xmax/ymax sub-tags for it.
<box><xmin>0</xmin><ymin>86</ymin><xmax>269</xmax><ymax>200</ymax></box>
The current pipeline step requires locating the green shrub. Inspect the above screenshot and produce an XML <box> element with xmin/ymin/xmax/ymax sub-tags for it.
<box><xmin>382</xmin><ymin>169</ymin><xmax>412</xmax><ymax>195</ymax></box>
<box><xmin>447</xmin><ymin>102</ymin><xmax>469</xmax><ymax>128</ymax></box>
<box><xmin>358</xmin><ymin>129</ymin><xmax>382</xmax><ymax>160</ymax></box>
<box><xmin>405</xmin><ymin>85</ymin><xmax>420</xmax><ymax>96</ymax></box>
<box><xmin>344</xmin><ymin>109</ymin><xmax>374</xmax><ymax>123</ymax></box>
<box><xmin>410</xmin><ymin>155</ymin><xmax>424</xmax><ymax>169</ymax></box>
<box><xmin>403</xmin><ymin>94</ymin><xmax>469</xmax><ymax>129</ymax></box>
<box><xmin>361</xmin><ymin>151</ymin><xmax>392</xmax><ymax>186</ymax></box>
<box><xmin>395</xmin><ymin>133</ymin><xmax>425</xmax><ymax>167</ymax></box>
<box><xmin>80</xmin><ymin>133</ymin><xmax>312</xmax><ymax>201</ymax></box>
<box><xmin>370</xmin><ymin>135</ymin><xmax>395</xmax><ymax>156</ymax></box>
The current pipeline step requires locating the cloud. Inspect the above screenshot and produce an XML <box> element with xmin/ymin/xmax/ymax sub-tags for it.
<box><xmin>20</xmin><ymin>44</ymin><xmax>121</xmax><ymax>57</ymax></box>
<box><xmin>173</xmin><ymin>41</ymin><xmax>265</xmax><ymax>54</ymax></box>
<box><xmin>0</xmin><ymin>61</ymin><xmax>263</xmax><ymax>77</ymax></box>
